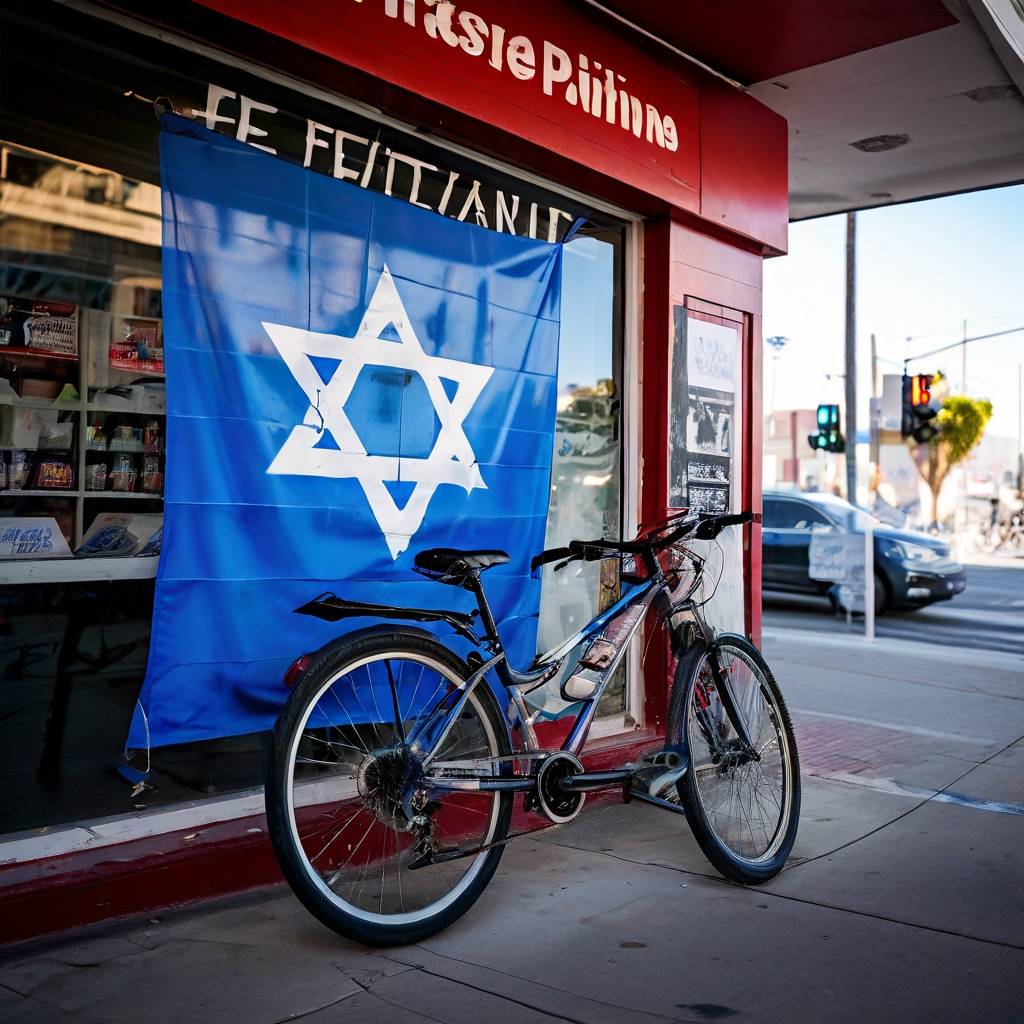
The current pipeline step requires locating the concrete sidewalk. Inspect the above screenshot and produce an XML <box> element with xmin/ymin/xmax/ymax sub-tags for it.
<box><xmin>3</xmin><ymin>629</ymin><xmax>1023</xmax><ymax>1023</ymax></box>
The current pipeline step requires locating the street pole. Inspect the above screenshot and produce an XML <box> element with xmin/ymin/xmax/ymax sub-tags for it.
<box><xmin>960</xmin><ymin>319</ymin><xmax>968</xmax><ymax>537</ymax></box>
<box><xmin>1019</xmin><ymin>364</ymin><xmax>1023</xmax><ymax>502</ymax></box>
<box><xmin>962</xmin><ymin>319</ymin><xmax>967</xmax><ymax>392</ymax></box>
<box><xmin>844</xmin><ymin>212</ymin><xmax>858</xmax><ymax>505</ymax></box>
<box><xmin>869</xmin><ymin>332</ymin><xmax>879</xmax><ymax>503</ymax></box>
<box><xmin>864</xmin><ymin>518</ymin><xmax>875</xmax><ymax>642</ymax></box>
<box><xmin>790</xmin><ymin>409</ymin><xmax>798</xmax><ymax>487</ymax></box>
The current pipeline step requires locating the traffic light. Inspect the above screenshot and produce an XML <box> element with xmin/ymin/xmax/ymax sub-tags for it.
<box><xmin>807</xmin><ymin>403</ymin><xmax>844</xmax><ymax>453</ymax></box>
<box><xmin>902</xmin><ymin>373</ymin><xmax>940</xmax><ymax>443</ymax></box>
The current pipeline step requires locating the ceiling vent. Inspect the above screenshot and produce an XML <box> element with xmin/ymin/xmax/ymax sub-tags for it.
<box><xmin>850</xmin><ymin>133</ymin><xmax>910</xmax><ymax>153</ymax></box>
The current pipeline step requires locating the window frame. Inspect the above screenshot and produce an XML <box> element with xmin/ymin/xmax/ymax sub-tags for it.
<box><xmin>765</xmin><ymin>497</ymin><xmax>832</xmax><ymax>532</ymax></box>
<box><xmin>8</xmin><ymin>1</ymin><xmax>648</xmax><ymax>736</ymax></box>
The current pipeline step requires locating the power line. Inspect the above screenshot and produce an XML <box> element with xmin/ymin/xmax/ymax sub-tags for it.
<box><xmin>904</xmin><ymin>325</ymin><xmax>1024</xmax><ymax>365</ymax></box>
<box><xmin>903</xmin><ymin>314</ymin><xmax>1024</xmax><ymax>342</ymax></box>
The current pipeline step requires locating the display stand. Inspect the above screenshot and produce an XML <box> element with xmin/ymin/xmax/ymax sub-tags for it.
<box><xmin>0</xmin><ymin>304</ymin><xmax>166</xmax><ymax>558</ymax></box>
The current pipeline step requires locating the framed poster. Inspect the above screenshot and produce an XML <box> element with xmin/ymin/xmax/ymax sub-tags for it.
<box><xmin>668</xmin><ymin>306</ymin><xmax>743</xmax><ymax>513</ymax></box>
<box><xmin>667</xmin><ymin>303</ymin><xmax>745</xmax><ymax>634</ymax></box>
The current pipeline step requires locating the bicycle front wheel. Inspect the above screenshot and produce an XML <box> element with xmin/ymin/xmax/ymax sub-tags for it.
<box><xmin>265</xmin><ymin>631</ymin><xmax>512</xmax><ymax>946</ymax></box>
<box><xmin>670</xmin><ymin>634</ymin><xmax>800</xmax><ymax>884</ymax></box>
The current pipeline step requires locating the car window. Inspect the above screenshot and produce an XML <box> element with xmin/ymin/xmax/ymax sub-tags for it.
<box><xmin>795</xmin><ymin>506</ymin><xmax>832</xmax><ymax>530</ymax></box>
<box><xmin>764</xmin><ymin>498</ymin><xmax>831</xmax><ymax>531</ymax></box>
<box><xmin>763</xmin><ymin>499</ymin><xmax>794</xmax><ymax>528</ymax></box>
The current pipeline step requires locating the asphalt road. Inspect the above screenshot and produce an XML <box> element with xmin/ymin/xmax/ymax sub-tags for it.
<box><xmin>763</xmin><ymin>554</ymin><xmax>1024</xmax><ymax>657</ymax></box>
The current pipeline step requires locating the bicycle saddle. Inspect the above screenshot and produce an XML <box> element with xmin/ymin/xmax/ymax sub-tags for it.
<box><xmin>414</xmin><ymin>548</ymin><xmax>510</xmax><ymax>582</ymax></box>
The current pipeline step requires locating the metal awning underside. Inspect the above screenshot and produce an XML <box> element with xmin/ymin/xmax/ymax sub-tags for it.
<box><xmin>598</xmin><ymin>0</ymin><xmax>1024</xmax><ymax>219</ymax></box>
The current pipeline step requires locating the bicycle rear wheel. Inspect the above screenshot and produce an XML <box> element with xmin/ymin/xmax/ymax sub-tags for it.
<box><xmin>265</xmin><ymin>631</ymin><xmax>512</xmax><ymax>946</ymax></box>
<box><xmin>669</xmin><ymin>634</ymin><xmax>800</xmax><ymax>884</ymax></box>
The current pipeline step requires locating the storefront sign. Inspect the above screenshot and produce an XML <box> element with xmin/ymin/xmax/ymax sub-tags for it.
<box><xmin>192</xmin><ymin>83</ymin><xmax>577</xmax><ymax>241</ymax></box>
<box><xmin>376</xmin><ymin>0</ymin><xmax>681</xmax><ymax>152</ymax></box>
<box><xmin>197</xmin><ymin>0</ymin><xmax>701</xmax><ymax>212</ymax></box>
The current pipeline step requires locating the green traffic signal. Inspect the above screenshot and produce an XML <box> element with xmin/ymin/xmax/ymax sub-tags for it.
<box><xmin>807</xmin><ymin>405</ymin><xmax>845</xmax><ymax>453</ymax></box>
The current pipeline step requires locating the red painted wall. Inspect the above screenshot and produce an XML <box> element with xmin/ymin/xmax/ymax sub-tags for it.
<box><xmin>667</xmin><ymin>220</ymin><xmax>765</xmax><ymax>644</ymax></box>
<box><xmin>194</xmin><ymin>0</ymin><xmax>787</xmax><ymax>252</ymax></box>
<box><xmin>0</xmin><ymin>3</ymin><xmax>781</xmax><ymax>941</ymax></box>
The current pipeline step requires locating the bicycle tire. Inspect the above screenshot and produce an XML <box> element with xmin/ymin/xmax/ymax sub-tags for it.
<box><xmin>668</xmin><ymin>633</ymin><xmax>800</xmax><ymax>884</ymax></box>
<box><xmin>265</xmin><ymin>631</ymin><xmax>513</xmax><ymax>945</ymax></box>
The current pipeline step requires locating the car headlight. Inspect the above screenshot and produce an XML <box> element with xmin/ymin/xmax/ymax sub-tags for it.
<box><xmin>888</xmin><ymin>541</ymin><xmax>941</xmax><ymax>564</ymax></box>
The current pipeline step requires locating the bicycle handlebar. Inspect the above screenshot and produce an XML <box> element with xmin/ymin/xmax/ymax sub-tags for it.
<box><xmin>530</xmin><ymin>511</ymin><xmax>761</xmax><ymax>573</ymax></box>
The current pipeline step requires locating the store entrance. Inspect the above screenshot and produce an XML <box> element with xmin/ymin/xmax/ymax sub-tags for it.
<box><xmin>0</xmin><ymin>2</ymin><xmax>632</xmax><ymax>836</ymax></box>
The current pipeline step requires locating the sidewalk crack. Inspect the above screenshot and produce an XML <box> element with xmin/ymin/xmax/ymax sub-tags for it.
<box><xmin>406</xmin><ymin>943</ymin><xmax>701</xmax><ymax>1024</ymax></box>
<box><xmin>784</xmin><ymin>730</ymin><xmax>1024</xmax><ymax>872</ymax></box>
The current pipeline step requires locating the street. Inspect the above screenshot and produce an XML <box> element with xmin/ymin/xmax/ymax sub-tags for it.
<box><xmin>3</xmin><ymin>625</ymin><xmax>1022</xmax><ymax>1023</ymax></box>
<box><xmin>764</xmin><ymin>554</ymin><xmax>1024</xmax><ymax>657</ymax></box>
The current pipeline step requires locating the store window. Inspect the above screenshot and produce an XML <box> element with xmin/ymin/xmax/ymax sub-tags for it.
<box><xmin>0</xmin><ymin>3</ymin><xmax>629</xmax><ymax>833</ymax></box>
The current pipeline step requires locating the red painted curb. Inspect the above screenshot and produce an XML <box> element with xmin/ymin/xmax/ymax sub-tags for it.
<box><xmin>1</xmin><ymin>733</ymin><xmax>659</xmax><ymax>946</ymax></box>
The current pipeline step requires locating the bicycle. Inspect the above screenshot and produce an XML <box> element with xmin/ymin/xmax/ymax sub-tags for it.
<box><xmin>265</xmin><ymin>509</ymin><xmax>801</xmax><ymax>945</ymax></box>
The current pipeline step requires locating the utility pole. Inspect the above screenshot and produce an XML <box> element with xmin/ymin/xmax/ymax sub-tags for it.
<box><xmin>961</xmin><ymin>319</ymin><xmax>968</xmax><ymax>392</ymax></box>
<box><xmin>1019</xmin><ymin>364</ymin><xmax>1023</xmax><ymax>501</ymax></box>
<box><xmin>959</xmin><ymin>319</ymin><xmax>968</xmax><ymax>535</ymax></box>
<box><xmin>790</xmin><ymin>409</ymin><xmax>799</xmax><ymax>486</ymax></box>
<box><xmin>869</xmin><ymin>332</ymin><xmax>879</xmax><ymax>502</ymax></box>
<box><xmin>844</xmin><ymin>212</ymin><xmax>857</xmax><ymax>504</ymax></box>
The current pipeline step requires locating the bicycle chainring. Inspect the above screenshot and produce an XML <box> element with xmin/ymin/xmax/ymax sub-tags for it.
<box><xmin>535</xmin><ymin>751</ymin><xmax>586</xmax><ymax>825</ymax></box>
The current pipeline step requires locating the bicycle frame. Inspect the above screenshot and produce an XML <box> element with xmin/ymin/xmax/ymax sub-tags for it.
<box><xmin>296</xmin><ymin>551</ymin><xmax>722</xmax><ymax>797</ymax></box>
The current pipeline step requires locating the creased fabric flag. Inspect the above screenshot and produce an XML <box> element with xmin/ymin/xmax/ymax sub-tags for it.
<box><xmin>127</xmin><ymin>116</ymin><xmax>562</xmax><ymax>749</ymax></box>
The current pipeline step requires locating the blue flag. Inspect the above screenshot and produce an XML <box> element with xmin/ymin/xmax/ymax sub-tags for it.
<box><xmin>128</xmin><ymin>117</ymin><xmax>561</xmax><ymax>749</ymax></box>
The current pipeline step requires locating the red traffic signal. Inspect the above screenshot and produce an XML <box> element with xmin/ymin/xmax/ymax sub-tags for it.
<box><xmin>910</xmin><ymin>374</ymin><xmax>932</xmax><ymax>407</ymax></box>
<box><xmin>901</xmin><ymin>372</ymin><xmax>941</xmax><ymax>443</ymax></box>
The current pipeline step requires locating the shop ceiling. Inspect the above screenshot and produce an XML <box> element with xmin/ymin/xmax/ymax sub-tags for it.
<box><xmin>600</xmin><ymin>0</ymin><xmax>1024</xmax><ymax>218</ymax></box>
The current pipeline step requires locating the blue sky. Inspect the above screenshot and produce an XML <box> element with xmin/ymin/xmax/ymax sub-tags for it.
<box><xmin>763</xmin><ymin>184</ymin><xmax>1024</xmax><ymax>439</ymax></box>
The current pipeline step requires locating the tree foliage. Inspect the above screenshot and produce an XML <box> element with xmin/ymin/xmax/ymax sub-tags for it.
<box><xmin>910</xmin><ymin>394</ymin><xmax>993</xmax><ymax>523</ymax></box>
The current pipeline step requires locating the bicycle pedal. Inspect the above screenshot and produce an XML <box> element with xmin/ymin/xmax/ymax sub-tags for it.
<box><xmin>650</xmin><ymin>764</ymin><xmax>688</xmax><ymax>800</ymax></box>
<box><xmin>628</xmin><ymin>760</ymin><xmax>688</xmax><ymax>802</ymax></box>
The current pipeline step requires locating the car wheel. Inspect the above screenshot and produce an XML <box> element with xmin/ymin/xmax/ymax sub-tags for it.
<box><xmin>873</xmin><ymin>570</ymin><xmax>889</xmax><ymax>615</ymax></box>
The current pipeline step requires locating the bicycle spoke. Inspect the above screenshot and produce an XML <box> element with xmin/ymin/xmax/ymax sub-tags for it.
<box><xmin>685</xmin><ymin>644</ymin><xmax>793</xmax><ymax>864</ymax></box>
<box><xmin>281</xmin><ymin>648</ymin><xmax>506</xmax><ymax>926</ymax></box>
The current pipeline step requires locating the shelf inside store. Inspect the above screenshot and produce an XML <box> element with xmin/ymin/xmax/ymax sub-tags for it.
<box><xmin>0</xmin><ymin>556</ymin><xmax>159</xmax><ymax>585</ymax></box>
<box><xmin>84</xmin><ymin>491</ymin><xmax>163</xmax><ymax>499</ymax></box>
<box><xmin>87</xmin><ymin>448</ymin><xmax>162</xmax><ymax>456</ymax></box>
<box><xmin>0</xmin><ymin>489</ymin><xmax>79</xmax><ymax>497</ymax></box>
<box><xmin>0</xmin><ymin>393</ymin><xmax>81</xmax><ymax>410</ymax></box>
<box><xmin>0</xmin><ymin>347</ymin><xmax>79</xmax><ymax>362</ymax></box>
<box><xmin>86</xmin><ymin>398</ymin><xmax>166</xmax><ymax>415</ymax></box>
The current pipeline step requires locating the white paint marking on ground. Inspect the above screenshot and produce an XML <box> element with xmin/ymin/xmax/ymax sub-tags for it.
<box><xmin>792</xmin><ymin>707</ymin><xmax>992</xmax><ymax>746</ymax></box>
<box><xmin>816</xmin><ymin>770</ymin><xmax>1024</xmax><ymax>816</ymax></box>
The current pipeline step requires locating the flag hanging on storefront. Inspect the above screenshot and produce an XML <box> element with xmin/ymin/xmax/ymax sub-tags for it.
<box><xmin>128</xmin><ymin>116</ymin><xmax>562</xmax><ymax>749</ymax></box>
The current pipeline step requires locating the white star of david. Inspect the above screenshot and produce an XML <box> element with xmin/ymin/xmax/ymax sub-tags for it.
<box><xmin>264</xmin><ymin>265</ymin><xmax>494</xmax><ymax>559</ymax></box>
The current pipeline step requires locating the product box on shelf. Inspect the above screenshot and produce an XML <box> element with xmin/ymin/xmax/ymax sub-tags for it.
<box><xmin>38</xmin><ymin>420</ymin><xmax>74</xmax><ymax>451</ymax></box>
<box><xmin>75</xmin><ymin>512</ymin><xmax>162</xmax><ymax>558</ymax></box>
<box><xmin>0</xmin><ymin>516</ymin><xmax>74</xmax><ymax>559</ymax></box>
<box><xmin>0</xmin><ymin>407</ymin><xmax>60</xmax><ymax>449</ymax></box>
<box><xmin>109</xmin><ymin>317</ymin><xmax>164</xmax><ymax>374</ymax></box>
<box><xmin>0</xmin><ymin>297</ymin><xmax>79</xmax><ymax>356</ymax></box>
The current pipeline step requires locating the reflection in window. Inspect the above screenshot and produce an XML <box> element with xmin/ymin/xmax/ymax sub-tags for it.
<box><xmin>537</xmin><ymin>234</ymin><xmax>622</xmax><ymax>712</ymax></box>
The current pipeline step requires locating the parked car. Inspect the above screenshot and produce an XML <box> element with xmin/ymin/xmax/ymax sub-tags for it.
<box><xmin>761</xmin><ymin>490</ymin><xmax>967</xmax><ymax>613</ymax></box>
